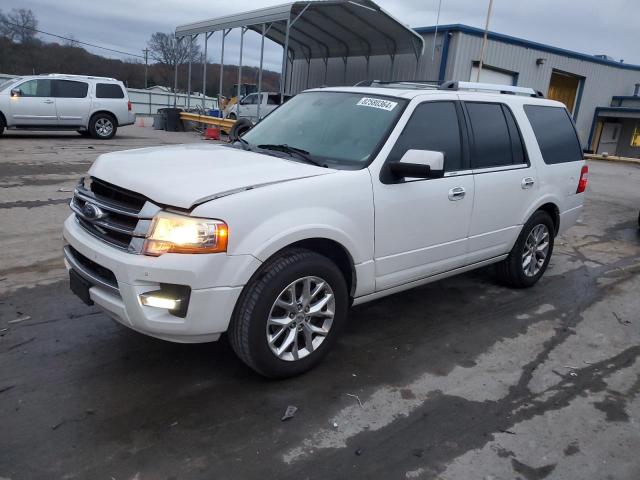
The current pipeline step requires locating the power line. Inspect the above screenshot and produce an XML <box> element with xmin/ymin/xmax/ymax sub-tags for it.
<box><xmin>3</xmin><ymin>21</ymin><xmax>145</xmax><ymax>59</ymax></box>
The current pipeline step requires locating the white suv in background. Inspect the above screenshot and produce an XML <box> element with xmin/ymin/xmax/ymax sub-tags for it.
<box><xmin>62</xmin><ymin>81</ymin><xmax>587</xmax><ymax>377</ymax></box>
<box><xmin>0</xmin><ymin>74</ymin><xmax>135</xmax><ymax>139</ymax></box>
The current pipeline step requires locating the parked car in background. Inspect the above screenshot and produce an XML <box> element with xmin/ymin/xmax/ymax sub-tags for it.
<box><xmin>0</xmin><ymin>74</ymin><xmax>135</xmax><ymax>139</ymax></box>
<box><xmin>225</xmin><ymin>92</ymin><xmax>292</xmax><ymax>123</ymax></box>
<box><xmin>63</xmin><ymin>81</ymin><xmax>587</xmax><ymax>378</ymax></box>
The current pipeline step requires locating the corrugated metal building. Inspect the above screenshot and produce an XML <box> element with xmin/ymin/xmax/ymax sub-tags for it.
<box><xmin>289</xmin><ymin>24</ymin><xmax>640</xmax><ymax>157</ymax></box>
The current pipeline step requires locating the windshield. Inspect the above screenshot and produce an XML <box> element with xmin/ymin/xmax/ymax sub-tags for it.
<box><xmin>0</xmin><ymin>78</ymin><xmax>20</xmax><ymax>92</ymax></box>
<box><xmin>242</xmin><ymin>91</ymin><xmax>407</xmax><ymax>167</ymax></box>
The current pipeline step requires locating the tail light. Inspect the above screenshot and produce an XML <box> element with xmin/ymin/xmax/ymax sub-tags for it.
<box><xmin>576</xmin><ymin>165</ymin><xmax>588</xmax><ymax>193</ymax></box>
<box><xmin>128</xmin><ymin>100</ymin><xmax>132</xmax><ymax>111</ymax></box>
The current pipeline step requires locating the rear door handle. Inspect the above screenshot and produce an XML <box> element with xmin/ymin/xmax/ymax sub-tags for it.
<box><xmin>448</xmin><ymin>186</ymin><xmax>466</xmax><ymax>201</ymax></box>
<box><xmin>521</xmin><ymin>177</ymin><xmax>535</xmax><ymax>189</ymax></box>
<box><xmin>44</xmin><ymin>100</ymin><xmax>54</xmax><ymax>104</ymax></box>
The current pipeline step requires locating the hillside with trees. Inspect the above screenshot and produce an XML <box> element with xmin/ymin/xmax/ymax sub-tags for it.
<box><xmin>0</xmin><ymin>8</ymin><xmax>281</xmax><ymax>97</ymax></box>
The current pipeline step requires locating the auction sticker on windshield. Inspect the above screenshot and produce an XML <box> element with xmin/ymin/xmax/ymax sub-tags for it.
<box><xmin>356</xmin><ymin>97</ymin><xmax>398</xmax><ymax>111</ymax></box>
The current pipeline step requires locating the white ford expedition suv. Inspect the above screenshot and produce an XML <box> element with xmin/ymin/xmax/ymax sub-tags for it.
<box><xmin>0</xmin><ymin>74</ymin><xmax>134</xmax><ymax>139</ymax></box>
<box><xmin>63</xmin><ymin>81</ymin><xmax>587</xmax><ymax>377</ymax></box>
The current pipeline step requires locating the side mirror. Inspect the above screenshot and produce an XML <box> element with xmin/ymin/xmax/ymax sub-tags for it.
<box><xmin>10</xmin><ymin>88</ymin><xmax>21</xmax><ymax>98</ymax></box>
<box><xmin>389</xmin><ymin>150</ymin><xmax>445</xmax><ymax>180</ymax></box>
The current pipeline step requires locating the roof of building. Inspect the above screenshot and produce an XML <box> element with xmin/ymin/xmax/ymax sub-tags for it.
<box><xmin>176</xmin><ymin>0</ymin><xmax>425</xmax><ymax>61</ymax></box>
<box><xmin>414</xmin><ymin>24</ymin><xmax>640</xmax><ymax>72</ymax></box>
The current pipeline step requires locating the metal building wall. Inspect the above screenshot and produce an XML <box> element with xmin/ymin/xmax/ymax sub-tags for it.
<box><xmin>290</xmin><ymin>27</ymin><xmax>640</xmax><ymax>145</ymax></box>
<box><xmin>448</xmin><ymin>33</ymin><xmax>640</xmax><ymax>142</ymax></box>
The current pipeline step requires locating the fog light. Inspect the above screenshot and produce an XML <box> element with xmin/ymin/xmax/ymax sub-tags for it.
<box><xmin>139</xmin><ymin>292</ymin><xmax>181</xmax><ymax>310</ymax></box>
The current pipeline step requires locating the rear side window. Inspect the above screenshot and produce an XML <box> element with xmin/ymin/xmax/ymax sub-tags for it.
<box><xmin>54</xmin><ymin>80</ymin><xmax>88</xmax><ymax>98</ymax></box>
<box><xmin>524</xmin><ymin>105</ymin><xmax>583</xmax><ymax>164</ymax></box>
<box><xmin>388</xmin><ymin>101</ymin><xmax>463</xmax><ymax>172</ymax></box>
<box><xmin>96</xmin><ymin>83</ymin><xmax>125</xmax><ymax>99</ymax></box>
<box><xmin>466</xmin><ymin>102</ymin><xmax>526</xmax><ymax>168</ymax></box>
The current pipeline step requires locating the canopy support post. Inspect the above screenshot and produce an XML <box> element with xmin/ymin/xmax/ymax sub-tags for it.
<box><xmin>306</xmin><ymin>58</ymin><xmax>311</xmax><ymax>89</ymax></box>
<box><xmin>173</xmin><ymin>37</ymin><xmax>181</xmax><ymax>107</ymax></box>
<box><xmin>389</xmin><ymin>53</ymin><xmax>396</xmax><ymax>81</ymax></box>
<box><xmin>366</xmin><ymin>55</ymin><xmax>370</xmax><ymax>80</ymax></box>
<box><xmin>343</xmin><ymin>56</ymin><xmax>348</xmax><ymax>85</ymax></box>
<box><xmin>202</xmin><ymin>32</ymin><xmax>212</xmax><ymax>110</ymax></box>
<box><xmin>187</xmin><ymin>35</ymin><xmax>194</xmax><ymax>109</ymax></box>
<box><xmin>219</xmin><ymin>29</ymin><xmax>230</xmax><ymax>116</ymax></box>
<box><xmin>257</xmin><ymin>23</ymin><xmax>266</xmax><ymax>120</ymax></box>
<box><xmin>237</xmin><ymin>27</ymin><xmax>246</xmax><ymax>119</ymax></box>
<box><xmin>281</xmin><ymin>17</ymin><xmax>290</xmax><ymax>103</ymax></box>
<box><xmin>323</xmin><ymin>57</ymin><xmax>328</xmax><ymax>85</ymax></box>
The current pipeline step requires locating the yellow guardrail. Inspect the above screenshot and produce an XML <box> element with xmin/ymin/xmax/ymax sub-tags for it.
<box><xmin>180</xmin><ymin>112</ymin><xmax>236</xmax><ymax>130</ymax></box>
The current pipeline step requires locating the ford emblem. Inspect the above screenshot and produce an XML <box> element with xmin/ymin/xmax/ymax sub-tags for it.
<box><xmin>83</xmin><ymin>202</ymin><xmax>106</xmax><ymax>220</ymax></box>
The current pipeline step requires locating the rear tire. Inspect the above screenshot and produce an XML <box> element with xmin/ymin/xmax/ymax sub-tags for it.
<box><xmin>495</xmin><ymin>210</ymin><xmax>555</xmax><ymax>288</ymax></box>
<box><xmin>89</xmin><ymin>113</ymin><xmax>117</xmax><ymax>140</ymax></box>
<box><xmin>229</xmin><ymin>248</ymin><xmax>348</xmax><ymax>378</ymax></box>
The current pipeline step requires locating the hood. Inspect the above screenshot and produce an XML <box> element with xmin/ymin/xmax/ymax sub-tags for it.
<box><xmin>89</xmin><ymin>144</ymin><xmax>334</xmax><ymax>209</ymax></box>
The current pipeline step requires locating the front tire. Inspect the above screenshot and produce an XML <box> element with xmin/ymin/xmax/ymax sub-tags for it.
<box><xmin>89</xmin><ymin>113</ymin><xmax>117</xmax><ymax>140</ymax></box>
<box><xmin>0</xmin><ymin>115</ymin><xmax>5</xmax><ymax>136</ymax></box>
<box><xmin>229</xmin><ymin>248</ymin><xmax>348</xmax><ymax>378</ymax></box>
<box><xmin>496</xmin><ymin>210</ymin><xmax>555</xmax><ymax>288</ymax></box>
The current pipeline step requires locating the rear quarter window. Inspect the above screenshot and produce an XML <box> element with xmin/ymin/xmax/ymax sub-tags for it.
<box><xmin>96</xmin><ymin>83</ymin><xmax>125</xmax><ymax>99</ymax></box>
<box><xmin>524</xmin><ymin>105</ymin><xmax>583</xmax><ymax>164</ymax></box>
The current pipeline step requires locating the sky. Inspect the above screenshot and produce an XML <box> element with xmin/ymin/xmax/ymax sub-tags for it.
<box><xmin>2</xmin><ymin>0</ymin><xmax>639</xmax><ymax>72</ymax></box>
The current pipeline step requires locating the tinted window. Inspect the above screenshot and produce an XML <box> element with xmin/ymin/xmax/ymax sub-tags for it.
<box><xmin>54</xmin><ymin>80</ymin><xmax>88</xmax><ymax>98</ymax></box>
<box><xmin>524</xmin><ymin>105</ymin><xmax>583</xmax><ymax>164</ymax></box>
<box><xmin>96</xmin><ymin>83</ymin><xmax>125</xmax><ymax>99</ymax></box>
<box><xmin>466</xmin><ymin>102</ymin><xmax>516</xmax><ymax>168</ymax></box>
<box><xmin>18</xmin><ymin>79</ymin><xmax>52</xmax><ymax>97</ymax></box>
<box><xmin>387</xmin><ymin>101</ymin><xmax>463</xmax><ymax>172</ymax></box>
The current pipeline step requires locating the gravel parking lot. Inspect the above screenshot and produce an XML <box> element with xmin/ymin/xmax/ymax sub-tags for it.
<box><xmin>1</xmin><ymin>126</ymin><xmax>639</xmax><ymax>480</ymax></box>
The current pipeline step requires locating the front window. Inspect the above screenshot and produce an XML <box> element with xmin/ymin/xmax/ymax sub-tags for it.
<box><xmin>242</xmin><ymin>91</ymin><xmax>407</xmax><ymax>167</ymax></box>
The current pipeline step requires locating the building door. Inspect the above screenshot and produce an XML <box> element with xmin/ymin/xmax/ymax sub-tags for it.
<box><xmin>547</xmin><ymin>70</ymin><xmax>581</xmax><ymax>115</ymax></box>
<box><xmin>597</xmin><ymin>122</ymin><xmax>621</xmax><ymax>155</ymax></box>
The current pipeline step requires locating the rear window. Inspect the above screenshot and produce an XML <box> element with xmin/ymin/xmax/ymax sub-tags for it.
<box><xmin>54</xmin><ymin>80</ymin><xmax>88</xmax><ymax>98</ymax></box>
<box><xmin>524</xmin><ymin>105</ymin><xmax>583</xmax><ymax>164</ymax></box>
<box><xmin>96</xmin><ymin>83</ymin><xmax>125</xmax><ymax>99</ymax></box>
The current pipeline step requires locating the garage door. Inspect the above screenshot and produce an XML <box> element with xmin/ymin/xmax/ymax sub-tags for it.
<box><xmin>470</xmin><ymin>65</ymin><xmax>516</xmax><ymax>85</ymax></box>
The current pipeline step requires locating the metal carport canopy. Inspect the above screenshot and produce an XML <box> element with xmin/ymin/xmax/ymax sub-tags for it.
<box><xmin>175</xmin><ymin>0</ymin><xmax>425</xmax><ymax>61</ymax></box>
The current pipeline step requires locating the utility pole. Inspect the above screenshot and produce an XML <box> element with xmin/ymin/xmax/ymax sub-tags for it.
<box><xmin>476</xmin><ymin>0</ymin><xmax>494</xmax><ymax>82</ymax></box>
<box><xmin>143</xmin><ymin>48</ymin><xmax>149</xmax><ymax>89</ymax></box>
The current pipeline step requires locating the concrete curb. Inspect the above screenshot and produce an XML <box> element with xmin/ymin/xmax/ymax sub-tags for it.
<box><xmin>585</xmin><ymin>154</ymin><xmax>640</xmax><ymax>166</ymax></box>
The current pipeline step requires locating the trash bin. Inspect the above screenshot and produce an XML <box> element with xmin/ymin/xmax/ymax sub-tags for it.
<box><xmin>165</xmin><ymin>108</ymin><xmax>182</xmax><ymax>132</ymax></box>
<box><xmin>152</xmin><ymin>112</ymin><xmax>165</xmax><ymax>130</ymax></box>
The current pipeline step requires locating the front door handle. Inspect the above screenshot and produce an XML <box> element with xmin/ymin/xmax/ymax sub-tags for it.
<box><xmin>43</xmin><ymin>99</ymin><xmax>54</xmax><ymax>104</ymax></box>
<box><xmin>448</xmin><ymin>186</ymin><xmax>466</xmax><ymax>201</ymax></box>
<box><xmin>521</xmin><ymin>177</ymin><xmax>535</xmax><ymax>189</ymax></box>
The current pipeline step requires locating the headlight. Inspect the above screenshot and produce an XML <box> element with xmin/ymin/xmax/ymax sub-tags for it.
<box><xmin>143</xmin><ymin>212</ymin><xmax>228</xmax><ymax>256</ymax></box>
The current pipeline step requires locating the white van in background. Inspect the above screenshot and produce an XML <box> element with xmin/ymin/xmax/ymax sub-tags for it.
<box><xmin>0</xmin><ymin>74</ymin><xmax>135</xmax><ymax>139</ymax></box>
<box><xmin>225</xmin><ymin>92</ymin><xmax>293</xmax><ymax>123</ymax></box>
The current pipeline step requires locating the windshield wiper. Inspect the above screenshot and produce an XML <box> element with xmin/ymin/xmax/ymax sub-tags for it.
<box><xmin>257</xmin><ymin>144</ymin><xmax>326</xmax><ymax>167</ymax></box>
<box><xmin>235</xmin><ymin>135</ymin><xmax>251</xmax><ymax>151</ymax></box>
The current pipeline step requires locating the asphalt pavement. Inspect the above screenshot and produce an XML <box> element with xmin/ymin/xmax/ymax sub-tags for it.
<box><xmin>0</xmin><ymin>127</ymin><xmax>639</xmax><ymax>480</ymax></box>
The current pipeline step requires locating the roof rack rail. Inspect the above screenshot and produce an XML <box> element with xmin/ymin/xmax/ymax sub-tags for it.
<box><xmin>355</xmin><ymin>79</ymin><xmax>441</xmax><ymax>90</ymax></box>
<box><xmin>439</xmin><ymin>81</ymin><xmax>544</xmax><ymax>98</ymax></box>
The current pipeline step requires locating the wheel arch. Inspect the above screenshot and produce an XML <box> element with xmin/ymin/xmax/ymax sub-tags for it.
<box><xmin>0</xmin><ymin>110</ymin><xmax>6</xmax><ymax>126</ymax></box>
<box><xmin>90</xmin><ymin>110</ymin><xmax>119</xmax><ymax>127</ymax></box>
<box><xmin>248</xmin><ymin>236</ymin><xmax>358</xmax><ymax>300</ymax></box>
<box><xmin>521</xmin><ymin>196</ymin><xmax>561</xmax><ymax>237</ymax></box>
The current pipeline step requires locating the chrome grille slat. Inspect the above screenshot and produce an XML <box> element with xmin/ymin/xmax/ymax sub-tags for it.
<box><xmin>71</xmin><ymin>177</ymin><xmax>159</xmax><ymax>254</ymax></box>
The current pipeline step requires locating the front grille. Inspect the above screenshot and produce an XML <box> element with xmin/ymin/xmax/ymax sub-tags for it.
<box><xmin>70</xmin><ymin>177</ymin><xmax>159</xmax><ymax>253</ymax></box>
<box><xmin>68</xmin><ymin>245</ymin><xmax>118</xmax><ymax>287</ymax></box>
